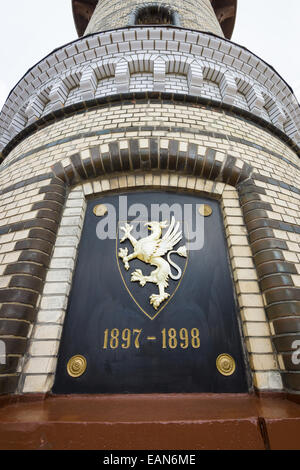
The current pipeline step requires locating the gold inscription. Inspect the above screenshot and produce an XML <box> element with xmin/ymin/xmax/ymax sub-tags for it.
<box><xmin>102</xmin><ymin>328</ymin><xmax>200</xmax><ymax>350</ymax></box>
<box><xmin>103</xmin><ymin>328</ymin><xmax>142</xmax><ymax>349</ymax></box>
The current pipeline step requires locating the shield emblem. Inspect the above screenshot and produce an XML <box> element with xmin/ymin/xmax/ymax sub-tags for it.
<box><xmin>116</xmin><ymin>217</ymin><xmax>189</xmax><ymax>320</ymax></box>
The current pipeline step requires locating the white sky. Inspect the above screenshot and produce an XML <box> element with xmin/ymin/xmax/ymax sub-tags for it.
<box><xmin>0</xmin><ymin>0</ymin><xmax>299</xmax><ymax>110</ymax></box>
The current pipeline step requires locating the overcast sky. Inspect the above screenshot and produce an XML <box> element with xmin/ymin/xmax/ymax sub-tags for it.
<box><xmin>0</xmin><ymin>0</ymin><xmax>299</xmax><ymax>110</ymax></box>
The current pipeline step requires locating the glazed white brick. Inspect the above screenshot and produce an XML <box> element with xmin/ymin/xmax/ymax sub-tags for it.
<box><xmin>55</xmin><ymin>236</ymin><xmax>79</xmax><ymax>247</ymax></box>
<box><xmin>241</xmin><ymin>308</ymin><xmax>268</xmax><ymax>323</ymax></box>
<box><xmin>2</xmin><ymin>251</ymin><xmax>21</xmax><ymax>264</ymax></box>
<box><xmin>53</xmin><ymin>247</ymin><xmax>77</xmax><ymax>259</ymax></box>
<box><xmin>57</xmin><ymin>226</ymin><xmax>82</xmax><ymax>238</ymax></box>
<box><xmin>234</xmin><ymin>269</ymin><xmax>258</xmax><ymax>281</ymax></box>
<box><xmin>33</xmin><ymin>324</ymin><xmax>62</xmax><ymax>341</ymax></box>
<box><xmin>0</xmin><ymin>233</ymin><xmax>14</xmax><ymax>244</ymax></box>
<box><xmin>22</xmin><ymin>374</ymin><xmax>55</xmax><ymax>394</ymax></box>
<box><xmin>43</xmin><ymin>282</ymin><xmax>70</xmax><ymax>296</ymax></box>
<box><xmin>237</xmin><ymin>281</ymin><xmax>260</xmax><ymax>294</ymax></box>
<box><xmin>0</xmin><ymin>242</ymin><xmax>15</xmax><ymax>254</ymax></box>
<box><xmin>292</xmin><ymin>275</ymin><xmax>300</xmax><ymax>287</ymax></box>
<box><xmin>239</xmin><ymin>294</ymin><xmax>264</xmax><ymax>308</ymax></box>
<box><xmin>46</xmin><ymin>270</ymin><xmax>73</xmax><ymax>283</ymax></box>
<box><xmin>83</xmin><ymin>182</ymin><xmax>93</xmax><ymax>195</ymax></box>
<box><xmin>243</xmin><ymin>322</ymin><xmax>270</xmax><ymax>337</ymax></box>
<box><xmin>283</xmin><ymin>251</ymin><xmax>299</xmax><ymax>263</ymax></box>
<box><xmin>23</xmin><ymin>357</ymin><xmax>57</xmax><ymax>374</ymax></box>
<box><xmin>229</xmin><ymin>235</ymin><xmax>249</xmax><ymax>246</ymax></box>
<box><xmin>225</xmin><ymin>216</ymin><xmax>244</xmax><ymax>226</ymax></box>
<box><xmin>254</xmin><ymin>371</ymin><xmax>283</xmax><ymax>390</ymax></box>
<box><xmin>247</xmin><ymin>338</ymin><xmax>273</xmax><ymax>354</ymax></box>
<box><xmin>232</xmin><ymin>257</ymin><xmax>254</xmax><ymax>269</ymax></box>
<box><xmin>49</xmin><ymin>258</ymin><xmax>76</xmax><ymax>270</ymax></box>
<box><xmin>13</xmin><ymin>229</ymin><xmax>30</xmax><ymax>241</ymax></box>
<box><xmin>40</xmin><ymin>296</ymin><xmax>68</xmax><ymax>310</ymax></box>
<box><xmin>250</xmin><ymin>355</ymin><xmax>278</xmax><ymax>371</ymax></box>
<box><xmin>68</xmin><ymin>190</ymin><xmax>84</xmax><ymax>199</ymax></box>
<box><xmin>226</xmin><ymin>225</ymin><xmax>248</xmax><ymax>236</ymax></box>
<box><xmin>60</xmin><ymin>216</ymin><xmax>83</xmax><ymax>227</ymax></box>
<box><xmin>0</xmin><ymin>276</ymin><xmax>11</xmax><ymax>288</ymax></box>
<box><xmin>230</xmin><ymin>246</ymin><xmax>252</xmax><ymax>257</ymax></box>
<box><xmin>63</xmin><ymin>207</ymin><xmax>83</xmax><ymax>217</ymax></box>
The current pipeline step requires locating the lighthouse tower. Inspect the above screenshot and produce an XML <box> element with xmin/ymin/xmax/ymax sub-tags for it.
<box><xmin>0</xmin><ymin>0</ymin><xmax>300</xmax><ymax>450</ymax></box>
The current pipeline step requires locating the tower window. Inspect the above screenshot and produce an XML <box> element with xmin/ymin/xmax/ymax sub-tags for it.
<box><xmin>133</xmin><ymin>5</ymin><xmax>179</xmax><ymax>26</ymax></box>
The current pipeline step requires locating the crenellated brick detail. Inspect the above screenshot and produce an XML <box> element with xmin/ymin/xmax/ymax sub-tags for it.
<box><xmin>51</xmin><ymin>139</ymin><xmax>253</xmax><ymax>186</ymax></box>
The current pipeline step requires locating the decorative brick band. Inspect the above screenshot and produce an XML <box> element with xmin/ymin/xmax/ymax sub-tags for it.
<box><xmin>51</xmin><ymin>138</ymin><xmax>253</xmax><ymax>186</ymax></box>
<box><xmin>238</xmin><ymin>180</ymin><xmax>300</xmax><ymax>395</ymax></box>
<box><xmin>0</xmin><ymin>173</ymin><xmax>53</xmax><ymax>199</ymax></box>
<box><xmin>0</xmin><ymin>177</ymin><xmax>66</xmax><ymax>394</ymax></box>
<box><xmin>1</xmin><ymin>93</ymin><xmax>300</xmax><ymax>163</ymax></box>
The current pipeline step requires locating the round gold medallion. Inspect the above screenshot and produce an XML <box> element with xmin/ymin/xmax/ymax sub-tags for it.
<box><xmin>216</xmin><ymin>354</ymin><xmax>236</xmax><ymax>376</ymax></box>
<box><xmin>198</xmin><ymin>204</ymin><xmax>213</xmax><ymax>217</ymax></box>
<box><xmin>93</xmin><ymin>204</ymin><xmax>108</xmax><ymax>217</ymax></box>
<box><xmin>67</xmin><ymin>355</ymin><xmax>87</xmax><ymax>378</ymax></box>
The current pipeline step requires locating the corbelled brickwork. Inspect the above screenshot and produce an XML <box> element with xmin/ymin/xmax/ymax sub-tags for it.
<box><xmin>0</xmin><ymin>1</ymin><xmax>300</xmax><ymax>401</ymax></box>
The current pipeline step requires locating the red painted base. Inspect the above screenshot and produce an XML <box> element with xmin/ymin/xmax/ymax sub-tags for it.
<box><xmin>0</xmin><ymin>393</ymin><xmax>300</xmax><ymax>450</ymax></box>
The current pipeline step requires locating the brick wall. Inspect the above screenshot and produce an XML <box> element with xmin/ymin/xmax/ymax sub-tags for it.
<box><xmin>0</xmin><ymin>98</ymin><xmax>299</xmax><ymax>394</ymax></box>
<box><xmin>85</xmin><ymin>0</ymin><xmax>224</xmax><ymax>37</ymax></box>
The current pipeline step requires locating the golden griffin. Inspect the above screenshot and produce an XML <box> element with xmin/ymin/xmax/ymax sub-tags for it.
<box><xmin>118</xmin><ymin>217</ymin><xmax>188</xmax><ymax>309</ymax></box>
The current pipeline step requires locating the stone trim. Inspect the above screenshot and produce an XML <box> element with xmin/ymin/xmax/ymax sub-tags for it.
<box><xmin>0</xmin><ymin>177</ymin><xmax>66</xmax><ymax>395</ymax></box>
<box><xmin>1</xmin><ymin>94</ymin><xmax>299</xmax><ymax>164</ymax></box>
<box><xmin>238</xmin><ymin>180</ymin><xmax>300</xmax><ymax>394</ymax></box>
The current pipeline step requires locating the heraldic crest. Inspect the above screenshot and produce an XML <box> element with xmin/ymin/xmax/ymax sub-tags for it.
<box><xmin>118</xmin><ymin>217</ymin><xmax>188</xmax><ymax>310</ymax></box>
